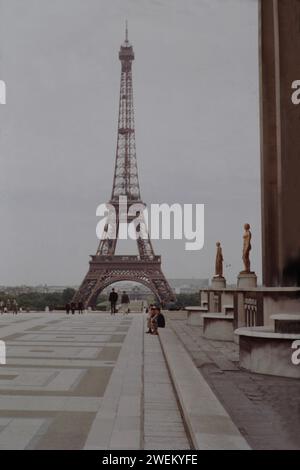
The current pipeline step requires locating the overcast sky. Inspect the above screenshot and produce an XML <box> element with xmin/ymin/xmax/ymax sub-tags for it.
<box><xmin>0</xmin><ymin>0</ymin><xmax>260</xmax><ymax>286</ymax></box>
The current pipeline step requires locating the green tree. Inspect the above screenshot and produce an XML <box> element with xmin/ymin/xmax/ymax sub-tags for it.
<box><xmin>62</xmin><ymin>288</ymin><xmax>76</xmax><ymax>305</ymax></box>
<box><xmin>176</xmin><ymin>293</ymin><xmax>200</xmax><ymax>307</ymax></box>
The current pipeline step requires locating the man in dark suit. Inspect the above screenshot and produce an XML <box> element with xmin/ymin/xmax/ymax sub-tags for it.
<box><xmin>109</xmin><ymin>288</ymin><xmax>118</xmax><ymax>315</ymax></box>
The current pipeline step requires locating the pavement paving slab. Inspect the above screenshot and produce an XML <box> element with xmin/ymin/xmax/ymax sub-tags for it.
<box><xmin>3</xmin><ymin>311</ymin><xmax>296</xmax><ymax>450</ymax></box>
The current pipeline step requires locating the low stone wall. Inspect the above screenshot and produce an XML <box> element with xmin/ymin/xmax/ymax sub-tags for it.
<box><xmin>203</xmin><ymin>314</ymin><xmax>234</xmax><ymax>342</ymax></box>
<box><xmin>185</xmin><ymin>307</ymin><xmax>208</xmax><ymax>327</ymax></box>
<box><xmin>165</xmin><ymin>310</ymin><xmax>187</xmax><ymax>321</ymax></box>
<box><xmin>236</xmin><ymin>327</ymin><xmax>300</xmax><ymax>379</ymax></box>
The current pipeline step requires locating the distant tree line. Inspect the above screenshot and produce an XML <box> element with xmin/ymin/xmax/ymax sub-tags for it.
<box><xmin>0</xmin><ymin>289</ymin><xmax>200</xmax><ymax>311</ymax></box>
<box><xmin>0</xmin><ymin>288</ymin><xmax>77</xmax><ymax>311</ymax></box>
<box><xmin>175</xmin><ymin>293</ymin><xmax>200</xmax><ymax>307</ymax></box>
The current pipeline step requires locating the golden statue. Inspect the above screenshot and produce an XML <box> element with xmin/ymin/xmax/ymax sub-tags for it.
<box><xmin>215</xmin><ymin>242</ymin><xmax>224</xmax><ymax>277</ymax></box>
<box><xmin>242</xmin><ymin>223</ymin><xmax>252</xmax><ymax>273</ymax></box>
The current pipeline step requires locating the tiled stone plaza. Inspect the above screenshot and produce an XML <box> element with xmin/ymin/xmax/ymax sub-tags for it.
<box><xmin>0</xmin><ymin>312</ymin><xmax>191</xmax><ymax>450</ymax></box>
<box><xmin>0</xmin><ymin>313</ymin><xmax>128</xmax><ymax>449</ymax></box>
<box><xmin>0</xmin><ymin>311</ymin><xmax>299</xmax><ymax>450</ymax></box>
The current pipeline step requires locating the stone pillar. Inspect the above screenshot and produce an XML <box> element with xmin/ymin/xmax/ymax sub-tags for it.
<box><xmin>260</xmin><ymin>0</ymin><xmax>300</xmax><ymax>286</ymax></box>
<box><xmin>211</xmin><ymin>276</ymin><xmax>226</xmax><ymax>289</ymax></box>
<box><xmin>208</xmin><ymin>291</ymin><xmax>220</xmax><ymax>313</ymax></box>
<box><xmin>235</xmin><ymin>292</ymin><xmax>246</xmax><ymax>329</ymax></box>
<box><xmin>237</xmin><ymin>272</ymin><xmax>257</xmax><ymax>288</ymax></box>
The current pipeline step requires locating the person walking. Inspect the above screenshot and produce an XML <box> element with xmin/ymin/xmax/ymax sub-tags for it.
<box><xmin>12</xmin><ymin>300</ymin><xmax>18</xmax><ymax>315</ymax></box>
<box><xmin>121</xmin><ymin>291</ymin><xmax>130</xmax><ymax>315</ymax></box>
<box><xmin>78</xmin><ymin>300</ymin><xmax>84</xmax><ymax>314</ymax></box>
<box><xmin>109</xmin><ymin>288</ymin><xmax>118</xmax><ymax>315</ymax></box>
<box><xmin>71</xmin><ymin>302</ymin><xmax>76</xmax><ymax>315</ymax></box>
<box><xmin>65</xmin><ymin>303</ymin><xmax>71</xmax><ymax>315</ymax></box>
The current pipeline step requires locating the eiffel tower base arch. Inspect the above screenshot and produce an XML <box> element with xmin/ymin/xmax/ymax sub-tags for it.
<box><xmin>73</xmin><ymin>255</ymin><xmax>175</xmax><ymax>308</ymax></box>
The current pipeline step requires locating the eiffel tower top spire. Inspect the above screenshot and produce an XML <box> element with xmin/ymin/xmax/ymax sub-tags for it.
<box><xmin>125</xmin><ymin>20</ymin><xmax>128</xmax><ymax>43</ymax></box>
<box><xmin>111</xmin><ymin>21</ymin><xmax>139</xmax><ymax>202</ymax></box>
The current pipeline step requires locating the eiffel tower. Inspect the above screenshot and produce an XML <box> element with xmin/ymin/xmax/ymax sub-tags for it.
<box><xmin>73</xmin><ymin>25</ymin><xmax>175</xmax><ymax>308</ymax></box>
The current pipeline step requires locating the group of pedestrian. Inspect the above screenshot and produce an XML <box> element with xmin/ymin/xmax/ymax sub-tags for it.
<box><xmin>108</xmin><ymin>289</ymin><xmax>130</xmax><ymax>315</ymax></box>
<box><xmin>0</xmin><ymin>299</ymin><xmax>19</xmax><ymax>314</ymax></box>
<box><xmin>65</xmin><ymin>300</ymin><xmax>85</xmax><ymax>315</ymax></box>
<box><xmin>145</xmin><ymin>304</ymin><xmax>165</xmax><ymax>335</ymax></box>
<box><xmin>64</xmin><ymin>290</ymin><xmax>166</xmax><ymax>328</ymax></box>
<box><xmin>108</xmin><ymin>289</ymin><xmax>166</xmax><ymax>334</ymax></box>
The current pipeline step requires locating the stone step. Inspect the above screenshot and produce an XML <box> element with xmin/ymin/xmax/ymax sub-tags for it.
<box><xmin>159</xmin><ymin>327</ymin><xmax>251</xmax><ymax>450</ymax></box>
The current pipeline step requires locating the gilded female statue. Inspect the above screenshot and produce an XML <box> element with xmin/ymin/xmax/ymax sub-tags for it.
<box><xmin>242</xmin><ymin>223</ymin><xmax>252</xmax><ymax>273</ymax></box>
<box><xmin>215</xmin><ymin>242</ymin><xmax>224</xmax><ymax>277</ymax></box>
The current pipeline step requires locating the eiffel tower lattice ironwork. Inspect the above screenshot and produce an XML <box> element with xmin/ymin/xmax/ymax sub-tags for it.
<box><xmin>73</xmin><ymin>25</ymin><xmax>175</xmax><ymax>307</ymax></box>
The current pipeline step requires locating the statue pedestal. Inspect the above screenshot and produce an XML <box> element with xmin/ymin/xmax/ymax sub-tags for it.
<box><xmin>211</xmin><ymin>276</ymin><xmax>226</xmax><ymax>289</ymax></box>
<box><xmin>237</xmin><ymin>272</ymin><xmax>257</xmax><ymax>288</ymax></box>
